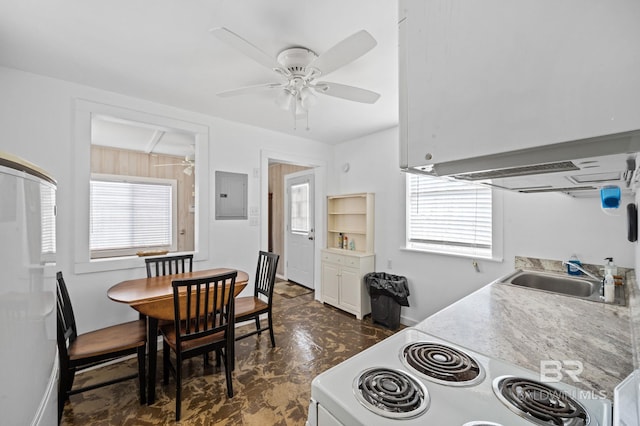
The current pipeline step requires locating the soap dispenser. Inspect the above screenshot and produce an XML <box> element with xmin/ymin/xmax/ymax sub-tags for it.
<box><xmin>603</xmin><ymin>257</ymin><xmax>616</xmax><ymax>303</ymax></box>
<box><xmin>567</xmin><ymin>255</ymin><xmax>582</xmax><ymax>276</ymax></box>
<box><xmin>604</xmin><ymin>257</ymin><xmax>617</xmax><ymax>277</ymax></box>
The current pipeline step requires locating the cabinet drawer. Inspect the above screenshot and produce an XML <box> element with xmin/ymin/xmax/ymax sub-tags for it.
<box><xmin>321</xmin><ymin>251</ymin><xmax>361</xmax><ymax>268</ymax></box>
<box><xmin>321</xmin><ymin>252</ymin><xmax>344</xmax><ymax>264</ymax></box>
<box><xmin>344</xmin><ymin>256</ymin><xmax>360</xmax><ymax>268</ymax></box>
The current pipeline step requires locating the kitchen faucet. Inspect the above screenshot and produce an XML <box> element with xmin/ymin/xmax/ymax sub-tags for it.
<box><xmin>561</xmin><ymin>261</ymin><xmax>602</xmax><ymax>281</ymax></box>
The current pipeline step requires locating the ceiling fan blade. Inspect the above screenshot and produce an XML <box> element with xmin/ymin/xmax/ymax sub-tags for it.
<box><xmin>210</xmin><ymin>27</ymin><xmax>284</xmax><ymax>72</ymax></box>
<box><xmin>308</xmin><ymin>30</ymin><xmax>377</xmax><ymax>77</ymax></box>
<box><xmin>217</xmin><ymin>82</ymin><xmax>284</xmax><ymax>98</ymax></box>
<box><xmin>313</xmin><ymin>82</ymin><xmax>380</xmax><ymax>104</ymax></box>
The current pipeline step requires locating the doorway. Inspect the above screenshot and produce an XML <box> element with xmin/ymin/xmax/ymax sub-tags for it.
<box><xmin>262</xmin><ymin>151</ymin><xmax>326</xmax><ymax>300</ymax></box>
<box><xmin>267</xmin><ymin>162</ymin><xmax>310</xmax><ymax>279</ymax></box>
<box><xmin>284</xmin><ymin>170</ymin><xmax>315</xmax><ymax>288</ymax></box>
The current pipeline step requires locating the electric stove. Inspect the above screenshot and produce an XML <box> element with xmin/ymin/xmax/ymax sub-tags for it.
<box><xmin>307</xmin><ymin>328</ymin><xmax>612</xmax><ymax>425</ymax></box>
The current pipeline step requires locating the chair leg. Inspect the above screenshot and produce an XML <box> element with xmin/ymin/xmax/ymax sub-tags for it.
<box><xmin>268</xmin><ymin>311</ymin><xmax>276</xmax><ymax>348</ymax></box>
<box><xmin>175</xmin><ymin>355</ymin><xmax>182</xmax><ymax>421</ymax></box>
<box><xmin>215</xmin><ymin>349</ymin><xmax>221</xmax><ymax>367</ymax></box>
<box><xmin>163</xmin><ymin>340</ymin><xmax>170</xmax><ymax>385</ymax></box>
<box><xmin>57</xmin><ymin>378</ymin><xmax>65</xmax><ymax>424</ymax></box>
<box><xmin>224</xmin><ymin>347</ymin><xmax>234</xmax><ymax>398</ymax></box>
<box><xmin>137</xmin><ymin>345</ymin><xmax>146</xmax><ymax>404</ymax></box>
<box><xmin>254</xmin><ymin>316</ymin><xmax>261</xmax><ymax>335</ymax></box>
<box><xmin>58</xmin><ymin>366</ymin><xmax>75</xmax><ymax>424</ymax></box>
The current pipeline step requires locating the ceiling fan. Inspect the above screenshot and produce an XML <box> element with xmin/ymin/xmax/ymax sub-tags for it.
<box><xmin>211</xmin><ymin>27</ymin><xmax>381</xmax><ymax>128</ymax></box>
<box><xmin>154</xmin><ymin>155</ymin><xmax>195</xmax><ymax>176</ymax></box>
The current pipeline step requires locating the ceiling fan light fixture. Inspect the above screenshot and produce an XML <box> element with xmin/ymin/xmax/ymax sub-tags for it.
<box><xmin>275</xmin><ymin>88</ymin><xmax>296</xmax><ymax>111</ymax></box>
<box><xmin>299</xmin><ymin>87</ymin><xmax>318</xmax><ymax>111</ymax></box>
<box><xmin>213</xmin><ymin>27</ymin><xmax>381</xmax><ymax>131</ymax></box>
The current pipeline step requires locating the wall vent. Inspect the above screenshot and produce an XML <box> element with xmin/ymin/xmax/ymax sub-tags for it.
<box><xmin>452</xmin><ymin>161</ymin><xmax>579</xmax><ymax>181</ymax></box>
<box><xmin>516</xmin><ymin>185</ymin><xmax>597</xmax><ymax>194</ymax></box>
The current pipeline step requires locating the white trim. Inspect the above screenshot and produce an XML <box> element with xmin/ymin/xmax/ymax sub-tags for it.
<box><xmin>73</xmin><ymin>99</ymin><xmax>210</xmax><ymax>274</ymax></box>
<box><xmin>399</xmin><ymin>247</ymin><xmax>504</xmax><ymax>263</ymax></box>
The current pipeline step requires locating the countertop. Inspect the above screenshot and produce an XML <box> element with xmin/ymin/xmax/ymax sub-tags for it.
<box><xmin>415</xmin><ymin>265</ymin><xmax>636</xmax><ymax>398</ymax></box>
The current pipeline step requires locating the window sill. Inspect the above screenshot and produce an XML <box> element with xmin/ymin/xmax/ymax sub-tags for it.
<box><xmin>74</xmin><ymin>251</ymin><xmax>199</xmax><ymax>274</ymax></box>
<box><xmin>400</xmin><ymin>246</ymin><xmax>503</xmax><ymax>263</ymax></box>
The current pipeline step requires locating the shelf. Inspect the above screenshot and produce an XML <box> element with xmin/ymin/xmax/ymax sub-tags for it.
<box><xmin>326</xmin><ymin>193</ymin><xmax>374</xmax><ymax>254</ymax></box>
<box><xmin>328</xmin><ymin>229</ymin><xmax>366</xmax><ymax>235</ymax></box>
<box><xmin>328</xmin><ymin>212</ymin><xmax>367</xmax><ymax>215</ymax></box>
<box><xmin>327</xmin><ymin>194</ymin><xmax>367</xmax><ymax>200</ymax></box>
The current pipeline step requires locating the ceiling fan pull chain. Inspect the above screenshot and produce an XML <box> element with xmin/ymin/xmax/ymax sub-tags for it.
<box><xmin>292</xmin><ymin>104</ymin><xmax>297</xmax><ymax>131</ymax></box>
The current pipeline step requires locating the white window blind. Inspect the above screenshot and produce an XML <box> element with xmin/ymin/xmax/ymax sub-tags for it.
<box><xmin>40</xmin><ymin>183</ymin><xmax>56</xmax><ymax>259</ymax></box>
<box><xmin>407</xmin><ymin>174</ymin><xmax>492</xmax><ymax>257</ymax></box>
<box><xmin>90</xmin><ymin>175</ymin><xmax>176</xmax><ymax>257</ymax></box>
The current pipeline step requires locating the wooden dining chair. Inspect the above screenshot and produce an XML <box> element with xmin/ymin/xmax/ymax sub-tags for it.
<box><xmin>145</xmin><ymin>253</ymin><xmax>193</xmax><ymax>278</ymax></box>
<box><xmin>56</xmin><ymin>272</ymin><xmax>146</xmax><ymax>422</ymax></box>
<box><xmin>235</xmin><ymin>251</ymin><xmax>279</xmax><ymax>346</ymax></box>
<box><xmin>160</xmin><ymin>271</ymin><xmax>237</xmax><ymax>421</ymax></box>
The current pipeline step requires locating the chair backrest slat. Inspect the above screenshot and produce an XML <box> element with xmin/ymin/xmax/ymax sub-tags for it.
<box><xmin>172</xmin><ymin>271</ymin><xmax>237</xmax><ymax>346</ymax></box>
<box><xmin>254</xmin><ymin>251</ymin><xmax>279</xmax><ymax>300</ymax></box>
<box><xmin>145</xmin><ymin>254</ymin><xmax>193</xmax><ymax>278</ymax></box>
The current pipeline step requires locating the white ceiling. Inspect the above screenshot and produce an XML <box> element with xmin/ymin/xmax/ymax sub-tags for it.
<box><xmin>92</xmin><ymin>115</ymin><xmax>196</xmax><ymax>157</ymax></box>
<box><xmin>0</xmin><ymin>0</ymin><xmax>399</xmax><ymax>145</ymax></box>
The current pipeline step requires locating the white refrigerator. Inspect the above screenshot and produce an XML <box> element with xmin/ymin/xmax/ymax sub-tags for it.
<box><xmin>0</xmin><ymin>152</ymin><xmax>57</xmax><ymax>425</ymax></box>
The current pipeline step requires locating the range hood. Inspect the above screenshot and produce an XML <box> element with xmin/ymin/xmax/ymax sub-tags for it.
<box><xmin>407</xmin><ymin>130</ymin><xmax>640</xmax><ymax>195</ymax></box>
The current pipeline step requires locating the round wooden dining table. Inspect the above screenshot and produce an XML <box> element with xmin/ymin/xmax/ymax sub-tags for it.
<box><xmin>108</xmin><ymin>268</ymin><xmax>249</xmax><ymax>404</ymax></box>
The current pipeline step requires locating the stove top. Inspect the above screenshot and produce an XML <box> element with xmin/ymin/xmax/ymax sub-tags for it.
<box><xmin>353</xmin><ymin>367</ymin><xmax>429</xmax><ymax>419</ymax></box>
<box><xmin>309</xmin><ymin>328</ymin><xmax>612</xmax><ymax>426</ymax></box>
<box><xmin>401</xmin><ymin>341</ymin><xmax>485</xmax><ymax>386</ymax></box>
<box><xmin>493</xmin><ymin>375</ymin><xmax>591</xmax><ymax>425</ymax></box>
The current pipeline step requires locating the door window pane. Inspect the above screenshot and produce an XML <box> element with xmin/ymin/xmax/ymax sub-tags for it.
<box><xmin>291</xmin><ymin>182</ymin><xmax>309</xmax><ymax>233</ymax></box>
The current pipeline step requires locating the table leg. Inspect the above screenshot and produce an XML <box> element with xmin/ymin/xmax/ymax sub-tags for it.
<box><xmin>147</xmin><ymin>317</ymin><xmax>158</xmax><ymax>404</ymax></box>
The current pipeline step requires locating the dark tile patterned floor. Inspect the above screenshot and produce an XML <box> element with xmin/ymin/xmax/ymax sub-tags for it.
<box><xmin>61</xmin><ymin>282</ymin><xmax>399</xmax><ymax>425</ymax></box>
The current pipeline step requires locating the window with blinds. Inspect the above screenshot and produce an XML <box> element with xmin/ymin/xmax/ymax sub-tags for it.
<box><xmin>40</xmin><ymin>183</ymin><xmax>56</xmax><ymax>262</ymax></box>
<box><xmin>407</xmin><ymin>174</ymin><xmax>492</xmax><ymax>257</ymax></box>
<box><xmin>90</xmin><ymin>174</ymin><xmax>177</xmax><ymax>258</ymax></box>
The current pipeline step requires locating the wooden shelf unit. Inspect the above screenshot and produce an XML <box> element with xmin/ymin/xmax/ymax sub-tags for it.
<box><xmin>326</xmin><ymin>193</ymin><xmax>374</xmax><ymax>254</ymax></box>
<box><xmin>322</xmin><ymin>193</ymin><xmax>375</xmax><ymax>320</ymax></box>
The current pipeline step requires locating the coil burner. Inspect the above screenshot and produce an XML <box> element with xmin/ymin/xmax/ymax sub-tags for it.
<box><xmin>401</xmin><ymin>342</ymin><xmax>485</xmax><ymax>386</ymax></box>
<box><xmin>353</xmin><ymin>367</ymin><xmax>430</xmax><ymax>419</ymax></box>
<box><xmin>493</xmin><ymin>376</ymin><xmax>590</xmax><ymax>426</ymax></box>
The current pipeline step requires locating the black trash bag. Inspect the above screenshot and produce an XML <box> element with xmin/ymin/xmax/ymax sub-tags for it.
<box><xmin>364</xmin><ymin>272</ymin><xmax>410</xmax><ymax>307</ymax></box>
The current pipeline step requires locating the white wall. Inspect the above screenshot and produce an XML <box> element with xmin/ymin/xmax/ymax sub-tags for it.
<box><xmin>2</xmin><ymin>64</ymin><xmax>634</xmax><ymax>332</ymax></box>
<box><xmin>0</xmin><ymin>66</ymin><xmax>332</xmax><ymax>333</ymax></box>
<box><xmin>332</xmin><ymin>127</ymin><xmax>635</xmax><ymax>324</ymax></box>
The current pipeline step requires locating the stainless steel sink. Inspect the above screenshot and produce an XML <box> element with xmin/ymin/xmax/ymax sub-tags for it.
<box><xmin>498</xmin><ymin>269</ymin><xmax>625</xmax><ymax>305</ymax></box>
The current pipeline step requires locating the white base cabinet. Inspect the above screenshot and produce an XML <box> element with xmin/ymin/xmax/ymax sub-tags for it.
<box><xmin>320</xmin><ymin>249</ymin><xmax>374</xmax><ymax>320</ymax></box>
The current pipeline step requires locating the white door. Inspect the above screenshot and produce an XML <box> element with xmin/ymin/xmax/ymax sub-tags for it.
<box><xmin>285</xmin><ymin>170</ymin><xmax>315</xmax><ymax>288</ymax></box>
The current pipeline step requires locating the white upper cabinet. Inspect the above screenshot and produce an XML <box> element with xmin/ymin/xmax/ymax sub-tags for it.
<box><xmin>399</xmin><ymin>0</ymin><xmax>640</xmax><ymax>169</ymax></box>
